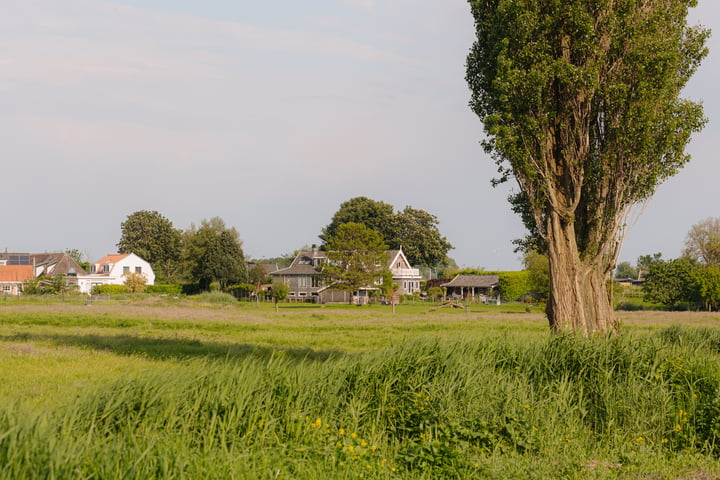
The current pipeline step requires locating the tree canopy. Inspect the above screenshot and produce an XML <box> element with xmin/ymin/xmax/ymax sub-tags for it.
<box><xmin>182</xmin><ymin>217</ymin><xmax>247</xmax><ymax>291</ymax></box>
<box><xmin>466</xmin><ymin>0</ymin><xmax>708</xmax><ymax>334</ymax></box>
<box><xmin>323</xmin><ymin>223</ymin><xmax>389</xmax><ymax>302</ymax></box>
<box><xmin>117</xmin><ymin>210</ymin><xmax>182</xmax><ymax>281</ymax></box>
<box><xmin>321</xmin><ymin>197</ymin><xmax>453</xmax><ymax>268</ymax></box>
<box><xmin>683</xmin><ymin>217</ymin><xmax>720</xmax><ymax>267</ymax></box>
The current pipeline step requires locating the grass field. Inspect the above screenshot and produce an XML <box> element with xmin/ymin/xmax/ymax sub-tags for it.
<box><xmin>1</xmin><ymin>296</ymin><xmax>720</xmax><ymax>478</ymax></box>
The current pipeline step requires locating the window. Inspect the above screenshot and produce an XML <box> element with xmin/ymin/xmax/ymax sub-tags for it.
<box><xmin>123</xmin><ymin>266</ymin><xmax>130</xmax><ymax>274</ymax></box>
<box><xmin>135</xmin><ymin>266</ymin><xmax>142</xmax><ymax>274</ymax></box>
<box><xmin>298</xmin><ymin>292</ymin><xmax>307</xmax><ymax>297</ymax></box>
<box><xmin>2</xmin><ymin>285</ymin><xmax>11</xmax><ymax>292</ymax></box>
<box><xmin>298</xmin><ymin>276</ymin><xmax>309</xmax><ymax>288</ymax></box>
<box><xmin>101</xmin><ymin>264</ymin><xmax>109</xmax><ymax>273</ymax></box>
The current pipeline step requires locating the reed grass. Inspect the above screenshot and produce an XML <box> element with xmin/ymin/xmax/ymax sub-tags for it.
<box><xmin>2</xmin><ymin>303</ymin><xmax>720</xmax><ymax>478</ymax></box>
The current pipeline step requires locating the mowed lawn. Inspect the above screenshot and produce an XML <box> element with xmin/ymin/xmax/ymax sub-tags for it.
<box><xmin>1</xmin><ymin>297</ymin><xmax>720</xmax><ymax>479</ymax></box>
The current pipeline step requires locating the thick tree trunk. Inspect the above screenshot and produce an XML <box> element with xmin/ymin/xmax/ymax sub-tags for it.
<box><xmin>545</xmin><ymin>214</ymin><xmax>617</xmax><ymax>336</ymax></box>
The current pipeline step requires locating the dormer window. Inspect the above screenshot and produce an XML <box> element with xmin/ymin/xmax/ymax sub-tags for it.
<box><xmin>101</xmin><ymin>264</ymin><xmax>110</xmax><ymax>273</ymax></box>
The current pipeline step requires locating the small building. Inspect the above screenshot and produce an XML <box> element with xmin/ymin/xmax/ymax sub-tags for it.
<box><xmin>76</xmin><ymin>253</ymin><xmax>155</xmax><ymax>293</ymax></box>
<box><xmin>0</xmin><ymin>265</ymin><xmax>34</xmax><ymax>295</ymax></box>
<box><xmin>441</xmin><ymin>274</ymin><xmax>500</xmax><ymax>302</ymax></box>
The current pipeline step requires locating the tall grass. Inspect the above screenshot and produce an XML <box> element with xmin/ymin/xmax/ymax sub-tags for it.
<box><xmin>2</xmin><ymin>328</ymin><xmax>720</xmax><ymax>478</ymax></box>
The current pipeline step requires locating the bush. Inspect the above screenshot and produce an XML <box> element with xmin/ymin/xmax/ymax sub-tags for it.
<box><xmin>193</xmin><ymin>291</ymin><xmax>237</xmax><ymax>304</ymax></box>
<box><xmin>146</xmin><ymin>284</ymin><xmax>183</xmax><ymax>295</ymax></box>
<box><xmin>92</xmin><ymin>284</ymin><xmax>128</xmax><ymax>295</ymax></box>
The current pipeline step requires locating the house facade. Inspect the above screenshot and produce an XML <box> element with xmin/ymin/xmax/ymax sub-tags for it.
<box><xmin>270</xmin><ymin>245</ymin><xmax>422</xmax><ymax>303</ymax></box>
<box><xmin>268</xmin><ymin>246</ymin><xmax>327</xmax><ymax>302</ymax></box>
<box><xmin>76</xmin><ymin>253</ymin><xmax>155</xmax><ymax>293</ymax></box>
<box><xmin>0</xmin><ymin>252</ymin><xmax>87</xmax><ymax>294</ymax></box>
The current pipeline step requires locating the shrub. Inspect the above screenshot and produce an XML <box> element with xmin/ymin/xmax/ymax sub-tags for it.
<box><xmin>92</xmin><ymin>284</ymin><xmax>128</xmax><ymax>295</ymax></box>
<box><xmin>193</xmin><ymin>291</ymin><xmax>237</xmax><ymax>304</ymax></box>
<box><xmin>146</xmin><ymin>284</ymin><xmax>183</xmax><ymax>295</ymax></box>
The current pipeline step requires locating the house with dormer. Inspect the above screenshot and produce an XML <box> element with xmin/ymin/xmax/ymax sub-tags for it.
<box><xmin>76</xmin><ymin>253</ymin><xmax>155</xmax><ymax>293</ymax></box>
<box><xmin>268</xmin><ymin>245</ymin><xmax>327</xmax><ymax>302</ymax></box>
<box><xmin>269</xmin><ymin>245</ymin><xmax>422</xmax><ymax>303</ymax></box>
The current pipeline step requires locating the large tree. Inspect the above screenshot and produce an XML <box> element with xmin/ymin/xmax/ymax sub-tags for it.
<box><xmin>182</xmin><ymin>217</ymin><xmax>247</xmax><ymax>291</ymax></box>
<box><xmin>320</xmin><ymin>197</ymin><xmax>394</xmax><ymax>244</ymax></box>
<box><xmin>466</xmin><ymin>0</ymin><xmax>708</xmax><ymax>334</ymax></box>
<box><xmin>683</xmin><ymin>217</ymin><xmax>720</xmax><ymax>267</ymax></box>
<box><xmin>117</xmin><ymin>210</ymin><xmax>182</xmax><ymax>281</ymax></box>
<box><xmin>321</xmin><ymin>197</ymin><xmax>453</xmax><ymax>268</ymax></box>
<box><xmin>323</xmin><ymin>222</ymin><xmax>389</xmax><ymax>303</ymax></box>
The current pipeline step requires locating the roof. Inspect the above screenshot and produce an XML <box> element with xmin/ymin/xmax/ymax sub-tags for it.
<box><xmin>94</xmin><ymin>253</ymin><xmax>130</xmax><ymax>265</ymax></box>
<box><xmin>441</xmin><ymin>274</ymin><xmax>499</xmax><ymax>288</ymax></box>
<box><xmin>0</xmin><ymin>252</ymin><xmax>88</xmax><ymax>276</ymax></box>
<box><xmin>247</xmin><ymin>262</ymin><xmax>279</xmax><ymax>275</ymax></box>
<box><xmin>0</xmin><ymin>265</ymin><xmax>34</xmax><ymax>283</ymax></box>
<box><xmin>270</xmin><ymin>249</ymin><xmax>327</xmax><ymax>276</ymax></box>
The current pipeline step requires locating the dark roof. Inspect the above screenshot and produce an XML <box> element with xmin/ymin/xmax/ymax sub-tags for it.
<box><xmin>441</xmin><ymin>274</ymin><xmax>499</xmax><ymax>288</ymax></box>
<box><xmin>270</xmin><ymin>249</ymin><xmax>327</xmax><ymax>276</ymax></box>
<box><xmin>247</xmin><ymin>262</ymin><xmax>278</xmax><ymax>275</ymax></box>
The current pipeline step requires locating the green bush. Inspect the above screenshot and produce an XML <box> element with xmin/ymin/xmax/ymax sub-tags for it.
<box><xmin>146</xmin><ymin>284</ymin><xmax>183</xmax><ymax>295</ymax></box>
<box><xmin>193</xmin><ymin>291</ymin><xmax>237</xmax><ymax>304</ymax></box>
<box><xmin>92</xmin><ymin>284</ymin><xmax>128</xmax><ymax>295</ymax></box>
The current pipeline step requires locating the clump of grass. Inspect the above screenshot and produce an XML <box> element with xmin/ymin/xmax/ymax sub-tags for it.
<box><xmin>192</xmin><ymin>291</ymin><xmax>238</xmax><ymax>305</ymax></box>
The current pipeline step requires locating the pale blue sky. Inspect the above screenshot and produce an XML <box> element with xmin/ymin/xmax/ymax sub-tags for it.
<box><xmin>1</xmin><ymin>1</ymin><xmax>718</xmax><ymax>270</ymax></box>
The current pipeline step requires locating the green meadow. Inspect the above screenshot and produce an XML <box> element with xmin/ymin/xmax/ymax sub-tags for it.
<box><xmin>1</xmin><ymin>297</ymin><xmax>720</xmax><ymax>479</ymax></box>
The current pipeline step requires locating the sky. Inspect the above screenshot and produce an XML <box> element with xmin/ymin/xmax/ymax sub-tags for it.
<box><xmin>1</xmin><ymin>1</ymin><xmax>718</xmax><ymax>270</ymax></box>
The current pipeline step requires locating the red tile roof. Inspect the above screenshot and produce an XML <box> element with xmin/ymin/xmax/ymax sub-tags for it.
<box><xmin>94</xmin><ymin>253</ymin><xmax>129</xmax><ymax>266</ymax></box>
<box><xmin>0</xmin><ymin>265</ymin><xmax>34</xmax><ymax>282</ymax></box>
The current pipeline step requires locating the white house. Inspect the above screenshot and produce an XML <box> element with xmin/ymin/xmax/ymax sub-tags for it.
<box><xmin>77</xmin><ymin>253</ymin><xmax>155</xmax><ymax>293</ymax></box>
<box><xmin>386</xmin><ymin>249</ymin><xmax>422</xmax><ymax>295</ymax></box>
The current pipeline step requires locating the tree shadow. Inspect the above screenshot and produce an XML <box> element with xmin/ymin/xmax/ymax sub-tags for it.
<box><xmin>0</xmin><ymin>332</ymin><xmax>346</xmax><ymax>363</ymax></box>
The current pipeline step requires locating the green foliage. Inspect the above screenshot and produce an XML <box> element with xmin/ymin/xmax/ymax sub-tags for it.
<box><xmin>495</xmin><ymin>271</ymin><xmax>530</xmax><ymax>301</ymax></box>
<box><xmin>637</xmin><ymin>252</ymin><xmax>663</xmax><ymax>279</ymax></box>
<box><xmin>690</xmin><ymin>265</ymin><xmax>720</xmax><ymax>311</ymax></box>
<box><xmin>615</xmin><ymin>261</ymin><xmax>639</xmax><ymax>280</ymax></box>
<box><xmin>467</xmin><ymin>0</ymin><xmax>708</xmax><ymax>330</ymax></box>
<box><xmin>427</xmin><ymin>286</ymin><xmax>443</xmax><ymax>301</ymax></box>
<box><xmin>182</xmin><ymin>217</ymin><xmax>247</xmax><ymax>292</ymax></box>
<box><xmin>145</xmin><ymin>284</ymin><xmax>182</xmax><ymax>295</ymax></box>
<box><xmin>123</xmin><ymin>272</ymin><xmax>147</xmax><ymax>293</ymax></box>
<box><xmin>320</xmin><ymin>196</ymin><xmax>394</xmax><ymax>244</ymax></box>
<box><xmin>247</xmin><ymin>264</ymin><xmax>270</xmax><ymax>285</ymax></box>
<box><xmin>321</xmin><ymin>197</ymin><xmax>453</xmax><ymax>268</ymax></box>
<box><xmin>117</xmin><ymin>210</ymin><xmax>182</xmax><ymax>281</ymax></box>
<box><xmin>192</xmin><ymin>291</ymin><xmax>237</xmax><ymax>304</ymax></box>
<box><xmin>324</xmin><ymin>223</ymin><xmax>389</xmax><ymax>298</ymax></box>
<box><xmin>453</xmin><ymin>269</ymin><xmax>530</xmax><ymax>301</ymax></box>
<box><xmin>226</xmin><ymin>283</ymin><xmax>256</xmax><ymax>300</ymax></box>
<box><xmin>683</xmin><ymin>217</ymin><xmax>720</xmax><ymax>266</ymax></box>
<box><xmin>270</xmin><ymin>281</ymin><xmax>289</xmax><ymax>302</ymax></box>
<box><xmin>643</xmin><ymin>257</ymin><xmax>698</xmax><ymax>309</ymax></box>
<box><xmin>5</xmin><ymin>325</ymin><xmax>720</xmax><ymax>477</ymax></box>
<box><xmin>386</xmin><ymin>206</ymin><xmax>453</xmax><ymax>268</ymax></box>
<box><xmin>22</xmin><ymin>275</ymin><xmax>69</xmax><ymax>295</ymax></box>
<box><xmin>92</xmin><ymin>284</ymin><xmax>128</xmax><ymax>295</ymax></box>
<box><xmin>523</xmin><ymin>251</ymin><xmax>550</xmax><ymax>301</ymax></box>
